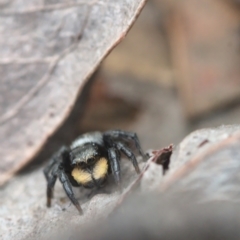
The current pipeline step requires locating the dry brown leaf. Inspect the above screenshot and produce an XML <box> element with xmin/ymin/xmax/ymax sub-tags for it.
<box><xmin>0</xmin><ymin>0</ymin><xmax>147</xmax><ymax>186</ymax></box>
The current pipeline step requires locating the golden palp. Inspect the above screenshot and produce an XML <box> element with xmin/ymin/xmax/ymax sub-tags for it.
<box><xmin>93</xmin><ymin>157</ymin><xmax>108</xmax><ymax>180</ymax></box>
<box><xmin>71</xmin><ymin>167</ymin><xmax>92</xmax><ymax>185</ymax></box>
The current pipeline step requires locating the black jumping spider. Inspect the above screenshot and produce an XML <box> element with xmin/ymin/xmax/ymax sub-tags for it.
<box><xmin>43</xmin><ymin>130</ymin><xmax>144</xmax><ymax>214</ymax></box>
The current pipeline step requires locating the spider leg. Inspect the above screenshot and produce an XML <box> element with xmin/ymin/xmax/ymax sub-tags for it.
<box><xmin>43</xmin><ymin>156</ymin><xmax>57</xmax><ymax>182</ymax></box>
<box><xmin>58</xmin><ymin>169</ymin><xmax>83</xmax><ymax>215</ymax></box>
<box><xmin>108</xmin><ymin>147</ymin><xmax>121</xmax><ymax>188</ymax></box>
<box><xmin>116</xmin><ymin>142</ymin><xmax>140</xmax><ymax>174</ymax></box>
<box><xmin>46</xmin><ymin>164</ymin><xmax>58</xmax><ymax>207</ymax></box>
<box><xmin>43</xmin><ymin>146</ymin><xmax>69</xmax><ymax>181</ymax></box>
<box><xmin>43</xmin><ymin>146</ymin><xmax>70</xmax><ymax>208</ymax></box>
<box><xmin>104</xmin><ymin>130</ymin><xmax>144</xmax><ymax>156</ymax></box>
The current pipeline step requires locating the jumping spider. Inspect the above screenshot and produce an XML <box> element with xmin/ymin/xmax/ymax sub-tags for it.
<box><xmin>43</xmin><ymin>130</ymin><xmax>144</xmax><ymax>214</ymax></box>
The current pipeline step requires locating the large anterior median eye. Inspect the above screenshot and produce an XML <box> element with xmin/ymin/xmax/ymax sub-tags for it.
<box><xmin>87</xmin><ymin>157</ymin><xmax>96</xmax><ymax>165</ymax></box>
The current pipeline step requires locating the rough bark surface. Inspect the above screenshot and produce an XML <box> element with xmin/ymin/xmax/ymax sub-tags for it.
<box><xmin>0</xmin><ymin>159</ymin><xmax>145</xmax><ymax>240</ymax></box>
<box><xmin>0</xmin><ymin>0</ymin><xmax>147</xmax><ymax>185</ymax></box>
<box><xmin>161</xmin><ymin>124</ymin><xmax>240</xmax><ymax>198</ymax></box>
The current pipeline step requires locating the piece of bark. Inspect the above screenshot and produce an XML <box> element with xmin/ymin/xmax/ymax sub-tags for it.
<box><xmin>35</xmin><ymin>124</ymin><xmax>240</xmax><ymax>239</ymax></box>
<box><xmin>61</xmin><ymin>194</ymin><xmax>240</xmax><ymax>240</ymax></box>
<box><xmin>2</xmin><ymin>125</ymin><xmax>240</xmax><ymax>239</ymax></box>
<box><xmin>161</xmin><ymin>125</ymin><xmax>240</xmax><ymax>204</ymax></box>
<box><xmin>0</xmin><ymin>158</ymin><xmax>145</xmax><ymax>240</ymax></box>
<box><xmin>0</xmin><ymin>0</ymin><xmax>147</xmax><ymax>186</ymax></box>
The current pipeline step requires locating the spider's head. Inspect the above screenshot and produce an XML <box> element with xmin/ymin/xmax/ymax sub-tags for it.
<box><xmin>70</xmin><ymin>143</ymin><xmax>100</xmax><ymax>165</ymax></box>
<box><xmin>70</xmin><ymin>143</ymin><xmax>108</xmax><ymax>187</ymax></box>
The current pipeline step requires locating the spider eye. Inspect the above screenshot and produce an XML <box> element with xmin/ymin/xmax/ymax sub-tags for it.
<box><xmin>87</xmin><ymin>157</ymin><xmax>96</xmax><ymax>165</ymax></box>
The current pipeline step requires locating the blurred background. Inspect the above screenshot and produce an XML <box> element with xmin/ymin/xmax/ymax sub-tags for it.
<box><xmin>17</xmin><ymin>0</ymin><xmax>240</xmax><ymax>167</ymax></box>
<box><xmin>69</xmin><ymin>0</ymin><xmax>240</xmax><ymax>152</ymax></box>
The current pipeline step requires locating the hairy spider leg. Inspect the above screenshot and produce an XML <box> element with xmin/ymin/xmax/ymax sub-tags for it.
<box><xmin>115</xmin><ymin>141</ymin><xmax>140</xmax><ymax>174</ymax></box>
<box><xmin>58</xmin><ymin>169</ymin><xmax>83</xmax><ymax>215</ymax></box>
<box><xmin>107</xmin><ymin>147</ymin><xmax>121</xmax><ymax>188</ymax></box>
<box><xmin>43</xmin><ymin>146</ymin><xmax>69</xmax><ymax>181</ymax></box>
<box><xmin>43</xmin><ymin>153</ymin><xmax>59</xmax><ymax>182</ymax></box>
<box><xmin>46</xmin><ymin>164</ymin><xmax>58</xmax><ymax>207</ymax></box>
<box><xmin>104</xmin><ymin>130</ymin><xmax>144</xmax><ymax>157</ymax></box>
<box><xmin>43</xmin><ymin>146</ymin><xmax>82</xmax><ymax>214</ymax></box>
<box><xmin>43</xmin><ymin>146</ymin><xmax>69</xmax><ymax>206</ymax></box>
